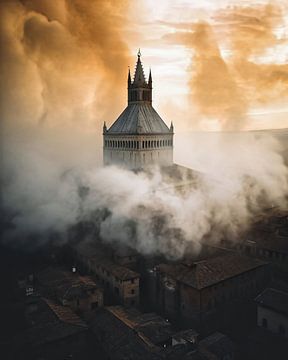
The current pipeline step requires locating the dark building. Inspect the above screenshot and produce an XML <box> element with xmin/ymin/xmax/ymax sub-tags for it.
<box><xmin>90</xmin><ymin>306</ymin><xmax>166</xmax><ymax>360</ymax></box>
<box><xmin>13</xmin><ymin>296</ymin><xmax>90</xmax><ymax>360</ymax></box>
<box><xmin>255</xmin><ymin>288</ymin><xmax>288</xmax><ymax>338</ymax></box>
<box><xmin>36</xmin><ymin>266</ymin><xmax>104</xmax><ymax>313</ymax></box>
<box><xmin>147</xmin><ymin>253</ymin><xmax>269</xmax><ymax>331</ymax></box>
<box><xmin>244</xmin><ymin>288</ymin><xmax>288</xmax><ymax>360</ymax></box>
<box><xmin>75</xmin><ymin>243</ymin><xmax>140</xmax><ymax>306</ymax></box>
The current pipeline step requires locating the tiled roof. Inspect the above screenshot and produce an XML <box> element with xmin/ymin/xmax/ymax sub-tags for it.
<box><xmin>108</xmin><ymin>306</ymin><xmax>172</xmax><ymax>345</ymax></box>
<box><xmin>37</xmin><ymin>267</ymin><xmax>100</xmax><ymax>300</ymax></box>
<box><xmin>157</xmin><ymin>254</ymin><xmax>267</xmax><ymax>289</ymax></box>
<box><xmin>97</xmin><ymin>259</ymin><xmax>140</xmax><ymax>281</ymax></box>
<box><xmin>76</xmin><ymin>243</ymin><xmax>140</xmax><ymax>280</ymax></box>
<box><xmin>90</xmin><ymin>308</ymin><xmax>162</xmax><ymax>360</ymax></box>
<box><xmin>15</xmin><ymin>297</ymin><xmax>87</xmax><ymax>348</ymax></box>
<box><xmin>43</xmin><ymin>298</ymin><xmax>86</xmax><ymax>327</ymax></box>
<box><xmin>107</xmin><ymin>104</ymin><xmax>170</xmax><ymax>134</ymax></box>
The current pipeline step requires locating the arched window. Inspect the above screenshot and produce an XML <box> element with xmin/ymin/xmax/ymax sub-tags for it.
<box><xmin>142</xmin><ymin>141</ymin><xmax>145</xmax><ymax>148</ymax></box>
<box><xmin>148</xmin><ymin>141</ymin><xmax>150</xmax><ymax>148</ymax></box>
<box><xmin>157</xmin><ymin>140</ymin><xmax>159</xmax><ymax>147</ymax></box>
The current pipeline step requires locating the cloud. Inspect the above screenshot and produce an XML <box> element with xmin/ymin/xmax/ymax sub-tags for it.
<box><xmin>0</xmin><ymin>0</ymin><xmax>132</xmax><ymax>131</ymax></box>
<box><xmin>161</xmin><ymin>2</ymin><xmax>288</xmax><ymax>130</ymax></box>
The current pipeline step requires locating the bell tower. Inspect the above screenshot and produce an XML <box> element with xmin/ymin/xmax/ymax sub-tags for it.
<box><xmin>103</xmin><ymin>50</ymin><xmax>174</xmax><ymax>170</ymax></box>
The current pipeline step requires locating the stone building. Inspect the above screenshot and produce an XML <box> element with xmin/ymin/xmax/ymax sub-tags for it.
<box><xmin>36</xmin><ymin>267</ymin><xmax>103</xmax><ymax>313</ymax></box>
<box><xmin>75</xmin><ymin>243</ymin><xmax>140</xmax><ymax>307</ymax></box>
<box><xmin>145</xmin><ymin>253</ymin><xmax>269</xmax><ymax>331</ymax></box>
<box><xmin>103</xmin><ymin>50</ymin><xmax>174</xmax><ymax>169</ymax></box>
<box><xmin>255</xmin><ymin>288</ymin><xmax>288</xmax><ymax>338</ymax></box>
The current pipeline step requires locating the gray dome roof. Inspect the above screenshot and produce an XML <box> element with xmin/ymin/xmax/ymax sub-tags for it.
<box><xmin>107</xmin><ymin>104</ymin><xmax>170</xmax><ymax>134</ymax></box>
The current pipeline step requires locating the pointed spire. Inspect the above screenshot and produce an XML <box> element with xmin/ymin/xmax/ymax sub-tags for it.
<box><xmin>133</xmin><ymin>50</ymin><xmax>146</xmax><ymax>84</ymax></box>
<box><xmin>170</xmin><ymin>121</ymin><xmax>174</xmax><ymax>133</ymax></box>
<box><xmin>128</xmin><ymin>67</ymin><xmax>131</xmax><ymax>86</ymax></box>
<box><xmin>148</xmin><ymin>68</ymin><xmax>152</xmax><ymax>88</ymax></box>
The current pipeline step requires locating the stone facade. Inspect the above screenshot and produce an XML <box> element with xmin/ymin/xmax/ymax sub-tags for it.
<box><xmin>144</xmin><ymin>254</ymin><xmax>269</xmax><ymax>331</ymax></box>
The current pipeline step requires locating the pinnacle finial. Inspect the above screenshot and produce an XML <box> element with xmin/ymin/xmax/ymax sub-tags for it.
<box><xmin>103</xmin><ymin>121</ymin><xmax>107</xmax><ymax>133</ymax></box>
<box><xmin>128</xmin><ymin>67</ymin><xmax>131</xmax><ymax>84</ymax></box>
<box><xmin>137</xmin><ymin>48</ymin><xmax>141</xmax><ymax>58</ymax></box>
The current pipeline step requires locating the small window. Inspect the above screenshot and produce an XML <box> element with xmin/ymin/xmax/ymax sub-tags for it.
<box><xmin>131</xmin><ymin>289</ymin><xmax>135</xmax><ymax>294</ymax></box>
<box><xmin>131</xmin><ymin>279</ymin><xmax>135</xmax><ymax>284</ymax></box>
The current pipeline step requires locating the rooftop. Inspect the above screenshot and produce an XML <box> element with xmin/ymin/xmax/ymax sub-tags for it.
<box><xmin>76</xmin><ymin>243</ymin><xmax>140</xmax><ymax>281</ymax></box>
<box><xmin>157</xmin><ymin>254</ymin><xmax>267</xmax><ymax>289</ymax></box>
<box><xmin>90</xmin><ymin>307</ymin><xmax>162</xmax><ymax>360</ymax></box>
<box><xmin>15</xmin><ymin>297</ymin><xmax>87</xmax><ymax>348</ymax></box>
<box><xmin>172</xmin><ymin>329</ymin><xmax>199</xmax><ymax>343</ymax></box>
<box><xmin>108</xmin><ymin>306</ymin><xmax>173</xmax><ymax>345</ymax></box>
<box><xmin>199</xmin><ymin>332</ymin><xmax>234</xmax><ymax>358</ymax></box>
<box><xmin>37</xmin><ymin>266</ymin><xmax>101</xmax><ymax>300</ymax></box>
<box><xmin>107</xmin><ymin>103</ymin><xmax>171</xmax><ymax>134</ymax></box>
<box><xmin>255</xmin><ymin>288</ymin><xmax>288</xmax><ymax>316</ymax></box>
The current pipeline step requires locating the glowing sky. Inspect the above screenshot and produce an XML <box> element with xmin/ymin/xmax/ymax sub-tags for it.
<box><xmin>126</xmin><ymin>0</ymin><xmax>288</xmax><ymax>130</ymax></box>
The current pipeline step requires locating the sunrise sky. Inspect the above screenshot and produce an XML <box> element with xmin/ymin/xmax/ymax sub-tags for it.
<box><xmin>1</xmin><ymin>0</ymin><xmax>288</xmax><ymax>133</ymax></box>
